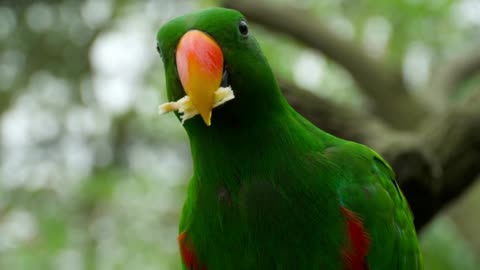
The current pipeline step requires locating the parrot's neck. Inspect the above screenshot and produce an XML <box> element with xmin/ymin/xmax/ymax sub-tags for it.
<box><xmin>186</xmin><ymin>98</ymin><xmax>328</xmax><ymax>188</ymax></box>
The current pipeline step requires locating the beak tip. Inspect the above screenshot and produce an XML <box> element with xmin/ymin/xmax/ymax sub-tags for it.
<box><xmin>201</xmin><ymin>111</ymin><xmax>212</xmax><ymax>126</ymax></box>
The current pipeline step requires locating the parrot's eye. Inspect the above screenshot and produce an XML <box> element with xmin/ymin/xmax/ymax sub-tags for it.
<box><xmin>156</xmin><ymin>42</ymin><xmax>162</xmax><ymax>58</ymax></box>
<box><xmin>238</xmin><ymin>20</ymin><xmax>248</xmax><ymax>37</ymax></box>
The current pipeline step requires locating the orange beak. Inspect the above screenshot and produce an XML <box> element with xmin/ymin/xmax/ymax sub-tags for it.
<box><xmin>176</xmin><ymin>30</ymin><xmax>224</xmax><ymax>126</ymax></box>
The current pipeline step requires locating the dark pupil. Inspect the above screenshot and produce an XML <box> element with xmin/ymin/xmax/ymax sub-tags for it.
<box><xmin>156</xmin><ymin>43</ymin><xmax>162</xmax><ymax>57</ymax></box>
<box><xmin>239</xmin><ymin>21</ymin><xmax>248</xmax><ymax>35</ymax></box>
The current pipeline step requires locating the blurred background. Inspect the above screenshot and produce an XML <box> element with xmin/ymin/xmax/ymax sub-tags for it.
<box><xmin>0</xmin><ymin>0</ymin><xmax>479</xmax><ymax>269</ymax></box>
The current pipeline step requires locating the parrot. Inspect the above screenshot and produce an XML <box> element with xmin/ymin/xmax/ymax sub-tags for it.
<box><xmin>156</xmin><ymin>7</ymin><xmax>423</xmax><ymax>270</ymax></box>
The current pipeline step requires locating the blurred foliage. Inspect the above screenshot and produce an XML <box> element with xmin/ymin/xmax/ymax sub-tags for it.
<box><xmin>421</xmin><ymin>214</ymin><xmax>478</xmax><ymax>270</ymax></box>
<box><xmin>0</xmin><ymin>0</ymin><xmax>479</xmax><ymax>269</ymax></box>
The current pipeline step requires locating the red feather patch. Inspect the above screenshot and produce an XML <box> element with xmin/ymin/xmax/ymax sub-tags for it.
<box><xmin>178</xmin><ymin>231</ymin><xmax>207</xmax><ymax>270</ymax></box>
<box><xmin>341</xmin><ymin>207</ymin><xmax>371</xmax><ymax>270</ymax></box>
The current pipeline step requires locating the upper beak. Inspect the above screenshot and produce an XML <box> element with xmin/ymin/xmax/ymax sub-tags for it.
<box><xmin>176</xmin><ymin>30</ymin><xmax>224</xmax><ymax>126</ymax></box>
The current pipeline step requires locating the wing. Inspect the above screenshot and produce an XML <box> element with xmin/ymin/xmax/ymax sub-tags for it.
<box><xmin>326</xmin><ymin>142</ymin><xmax>423</xmax><ymax>270</ymax></box>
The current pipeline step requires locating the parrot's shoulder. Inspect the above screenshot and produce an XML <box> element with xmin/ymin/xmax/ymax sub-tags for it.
<box><xmin>320</xmin><ymin>141</ymin><xmax>397</xmax><ymax>192</ymax></box>
<box><xmin>319</xmin><ymin>140</ymin><xmax>406</xmax><ymax>221</ymax></box>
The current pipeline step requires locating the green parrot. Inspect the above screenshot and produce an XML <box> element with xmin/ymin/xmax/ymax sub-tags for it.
<box><xmin>156</xmin><ymin>7</ymin><xmax>423</xmax><ymax>270</ymax></box>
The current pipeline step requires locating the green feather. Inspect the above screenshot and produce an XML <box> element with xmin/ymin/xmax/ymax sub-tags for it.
<box><xmin>157</xmin><ymin>7</ymin><xmax>422</xmax><ymax>270</ymax></box>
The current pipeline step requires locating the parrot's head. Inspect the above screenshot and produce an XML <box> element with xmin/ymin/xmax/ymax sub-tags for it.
<box><xmin>156</xmin><ymin>8</ymin><xmax>283</xmax><ymax>131</ymax></box>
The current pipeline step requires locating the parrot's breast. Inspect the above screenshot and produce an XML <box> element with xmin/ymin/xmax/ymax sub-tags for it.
<box><xmin>179</xmin><ymin>157</ymin><xmax>349</xmax><ymax>270</ymax></box>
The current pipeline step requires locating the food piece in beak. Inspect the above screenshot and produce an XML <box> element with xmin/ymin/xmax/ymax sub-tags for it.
<box><xmin>158</xmin><ymin>86</ymin><xmax>235</xmax><ymax>124</ymax></box>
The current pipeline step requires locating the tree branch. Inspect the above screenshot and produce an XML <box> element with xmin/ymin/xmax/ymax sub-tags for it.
<box><xmin>223</xmin><ymin>0</ymin><xmax>428</xmax><ymax>129</ymax></box>
<box><xmin>430</xmin><ymin>47</ymin><xmax>480</xmax><ymax>107</ymax></box>
<box><xmin>282</xmin><ymin>83</ymin><xmax>480</xmax><ymax>230</ymax></box>
<box><xmin>390</xmin><ymin>109</ymin><xmax>480</xmax><ymax>229</ymax></box>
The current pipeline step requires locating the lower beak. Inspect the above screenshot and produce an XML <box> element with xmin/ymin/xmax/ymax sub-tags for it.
<box><xmin>176</xmin><ymin>30</ymin><xmax>224</xmax><ymax>126</ymax></box>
